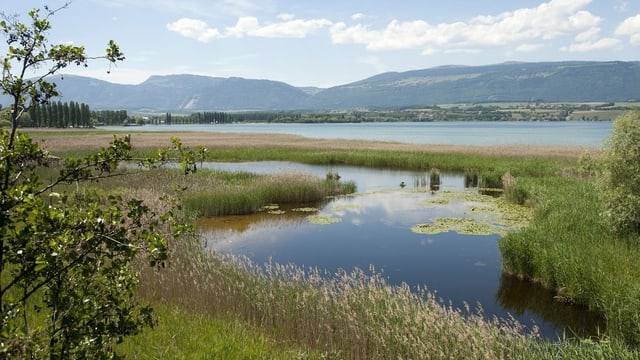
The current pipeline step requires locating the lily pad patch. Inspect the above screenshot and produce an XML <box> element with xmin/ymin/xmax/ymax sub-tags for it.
<box><xmin>411</xmin><ymin>217</ymin><xmax>497</xmax><ymax>235</ymax></box>
<box><xmin>307</xmin><ymin>215</ymin><xmax>342</xmax><ymax>225</ymax></box>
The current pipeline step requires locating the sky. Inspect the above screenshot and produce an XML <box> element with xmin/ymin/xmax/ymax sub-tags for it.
<box><xmin>2</xmin><ymin>0</ymin><xmax>640</xmax><ymax>88</ymax></box>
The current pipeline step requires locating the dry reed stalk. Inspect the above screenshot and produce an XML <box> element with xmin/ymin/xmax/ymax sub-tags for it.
<box><xmin>28</xmin><ymin>129</ymin><xmax>598</xmax><ymax>159</ymax></box>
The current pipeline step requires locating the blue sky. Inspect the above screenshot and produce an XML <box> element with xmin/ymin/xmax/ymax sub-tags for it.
<box><xmin>3</xmin><ymin>0</ymin><xmax>640</xmax><ymax>87</ymax></box>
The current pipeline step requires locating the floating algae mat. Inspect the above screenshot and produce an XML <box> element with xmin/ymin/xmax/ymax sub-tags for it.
<box><xmin>259</xmin><ymin>204</ymin><xmax>287</xmax><ymax>215</ymax></box>
<box><xmin>307</xmin><ymin>214</ymin><xmax>342</xmax><ymax>225</ymax></box>
<box><xmin>412</xmin><ymin>217</ymin><xmax>498</xmax><ymax>235</ymax></box>
<box><xmin>412</xmin><ymin>191</ymin><xmax>533</xmax><ymax>236</ymax></box>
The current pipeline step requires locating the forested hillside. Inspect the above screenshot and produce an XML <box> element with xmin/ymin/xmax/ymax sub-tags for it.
<box><xmin>1</xmin><ymin>61</ymin><xmax>639</xmax><ymax>112</ymax></box>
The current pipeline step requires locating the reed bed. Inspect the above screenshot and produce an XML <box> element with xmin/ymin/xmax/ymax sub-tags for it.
<box><xmin>189</xmin><ymin>147</ymin><xmax>563</xmax><ymax>180</ymax></box>
<box><xmin>500</xmin><ymin>176</ymin><xmax>640</xmax><ymax>345</ymax></box>
<box><xmin>113</xmin><ymin>168</ymin><xmax>356</xmax><ymax>217</ymax></box>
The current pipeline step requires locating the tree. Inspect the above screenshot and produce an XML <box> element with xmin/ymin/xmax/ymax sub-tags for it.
<box><xmin>0</xmin><ymin>5</ymin><xmax>198</xmax><ymax>358</ymax></box>
<box><xmin>599</xmin><ymin>110</ymin><xmax>640</xmax><ymax>236</ymax></box>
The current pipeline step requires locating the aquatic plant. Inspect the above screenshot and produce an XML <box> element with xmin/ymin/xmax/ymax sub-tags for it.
<box><xmin>500</xmin><ymin>177</ymin><xmax>640</xmax><ymax>345</ymax></box>
<box><xmin>414</xmin><ymin>190</ymin><xmax>533</xmax><ymax>236</ymax></box>
<box><xmin>307</xmin><ymin>214</ymin><xmax>342</xmax><ymax>225</ymax></box>
<box><xmin>412</xmin><ymin>217</ymin><xmax>497</xmax><ymax>235</ymax></box>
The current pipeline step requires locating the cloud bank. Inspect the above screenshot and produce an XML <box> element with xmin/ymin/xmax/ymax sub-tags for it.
<box><xmin>167</xmin><ymin>0</ymin><xmax>638</xmax><ymax>55</ymax></box>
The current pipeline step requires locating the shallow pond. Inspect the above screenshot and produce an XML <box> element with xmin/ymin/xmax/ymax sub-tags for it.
<box><xmin>198</xmin><ymin>161</ymin><xmax>604</xmax><ymax>339</ymax></box>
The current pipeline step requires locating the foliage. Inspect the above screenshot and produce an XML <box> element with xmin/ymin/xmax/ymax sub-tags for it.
<box><xmin>500</xmin><ymin>177</ymin><xmax>640</xmax><ymax>345</ymax></box>
<box><xmin>599</xmin><ymin>111</ymin><xmax>640</xmax><ymax>236</ymax></box>
<box><xmin>0</xmin><ymin>4</ymin><xmax>200</xmax><ymax>358</ymax></box>
<box><xmin>1</xmin><ymin>131</ymin><xmax>196</xmax><ymax>358</ymax></box>
<box><xmin>27</xmin><ymin>101</ymin><xmax>92</xmax><ymax>128</ymax></box>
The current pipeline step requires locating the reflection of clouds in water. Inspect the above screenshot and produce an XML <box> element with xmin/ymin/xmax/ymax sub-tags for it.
<box><xmin>202</xmin><ymin>216</ymin><xmax>304</xmax><ymax>250</ymax></box>
<box><xmin>336</xmin><ymin>190</ymin><xmax>472</xmax><ymax>227</ymax></box>
<box><xmin>420</xmin><ymin>238</ymin><xmax>435</xmax><ymax>246</ymax></box>
<box><xmin>351</xmin><ymin>217</ymin><xmax>364</xmax><ymax>226</ymax></box>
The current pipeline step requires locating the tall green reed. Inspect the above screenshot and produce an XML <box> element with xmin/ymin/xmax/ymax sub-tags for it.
<box><xmin>500</xmin><ymin>176</ymin><xmax>640</xmax><ymax>345</ymax></box>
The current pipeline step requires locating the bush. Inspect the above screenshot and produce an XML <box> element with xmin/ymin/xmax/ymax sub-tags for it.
<box><xmin>599</xmin><ymin>111</ymin><xmax>640</xmax><ymax>236</ymax></box>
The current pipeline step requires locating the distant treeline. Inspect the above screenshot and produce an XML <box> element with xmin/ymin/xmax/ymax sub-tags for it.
<box><xmin>24</xmin><ymin>101</ymin><xmax>92</xmax><ymax>128</ymax></box>
<box><xmin>149</xmin><ymin>103</ymin><xmax>639</xmax><ymax>125</ymax></box>
<box><xmin>1</xmin><ymin>101</ymin><xmax>131</xmax><ymax>128</ymax></box>
<box><xmin>4</xmin><ymin>101</ymin><xmax>637</xmax><ymax>128</ymax></box>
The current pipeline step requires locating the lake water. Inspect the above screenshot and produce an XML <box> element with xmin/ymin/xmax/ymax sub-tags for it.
<box><xmin>104</xmin><ymin>121</ymin><xmax>612</xmax><ymax>147</ymax></box>
<box><xmin>198</xmin><ymin>161</ymin><xmax>605</xmax><ymax>340</ymax></box>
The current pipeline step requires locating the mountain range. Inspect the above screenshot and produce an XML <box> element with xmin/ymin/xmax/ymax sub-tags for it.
<box><xmin>4</xmin><ymin>61</ymin><xmax>640</xmax><ymax>112</ymax></box>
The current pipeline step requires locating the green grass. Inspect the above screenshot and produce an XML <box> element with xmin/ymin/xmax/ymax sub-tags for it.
<box><xmin>500</xmin><ymin>176</ymin><xmax>640</xmax><ymax>345</ymax></box>
<box><xmin>192</xmin><ymin>147</ymin><xmax>566</xmax><ymax>179</ymax></box>
<box><xmin>117</xmin><ymin>304</ymin><xmax>329</xmax><ymax>360</ymax></box>
<box><xmin>100</xmin><ymin>168</ymin><xmax>356</xmax><ymax>217</ymax></box>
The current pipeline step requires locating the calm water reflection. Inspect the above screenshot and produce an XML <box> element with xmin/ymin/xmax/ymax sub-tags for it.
<box><xmin>198</xmin><ymin>161</ymin><xmax>605</xmax><ymax>339</ymax></box>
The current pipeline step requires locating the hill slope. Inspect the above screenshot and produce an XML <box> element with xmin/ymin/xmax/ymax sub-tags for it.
<box><xmin>48</xmin><ymin>74</ymin><xmax>310</xmax><ymax>112</ymax></box>
<box><xmin>2</xmin><ymin>61</ymin><xmax>638</xmax><ymax>112</ymax></box>
<box><xmin>303</xmin><ymin>61</ymin><xmax>640</xmax><ymax>109</ymax></box>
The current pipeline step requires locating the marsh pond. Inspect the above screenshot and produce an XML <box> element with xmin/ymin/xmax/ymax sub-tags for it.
<box><xmin>198</xmin><ymin>161</ymin><xmax>605</xmax><ymax>339</ymax></box>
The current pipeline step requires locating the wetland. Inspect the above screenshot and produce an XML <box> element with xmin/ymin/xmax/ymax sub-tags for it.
<box><xmin>197</xmin><ymin>161</ymin><xmax>604</xmax><ymax>339</ymax></box>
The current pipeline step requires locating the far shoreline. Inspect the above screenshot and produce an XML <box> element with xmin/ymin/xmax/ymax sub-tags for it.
<box><xmin>23</xmin><ymin>128</ymin><xmax>599</xmax><ymax>159</ymax></box>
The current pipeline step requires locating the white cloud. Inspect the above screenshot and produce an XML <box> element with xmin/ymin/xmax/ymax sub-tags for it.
<box><xmin>166</xmin><ymin>18</ymin><xmax>221</xmax><ymax>42</ymax></box>
<box><xmin>615</xmin><ymin>14</ymin><xmax>640</xmax><ymax>45</ymax></box>
<box><xmin>166</xmin><ymin>0</ymin><xmax>627</xmax><ymax>56</ymax></box>
<box><xmin>561</xmin><ymin>38</ymin><xmax>621</xmax><ymax>52</ymax></box>
<box><xmin>330</xmin><ymin>0</ymin><xmax>603</xmax><ymax>54</ymax></box>
<box><xmin>225</xmin><ymin>17</ymin><xmax>261</xmax><ymax>38</ymax></box>
<box><xmin>575</xmin><ymin>27</ymin><xmax>601</xmax><ymax>42</ymax></box>
<box><xmin>252</xmin><ymin>18</ymin><xmax>332</xmax><ymax>38</ymax></box>
<box><xmin>169</xmin><ymin>15</ymin><xmax>332</xmax><ymax>41</ymax></box>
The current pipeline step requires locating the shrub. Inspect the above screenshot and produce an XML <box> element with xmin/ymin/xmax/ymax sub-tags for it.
<box><xmin>599</xmin><ymin>111</ymin><xmax>640</xmax><ymax>236</ymax></box>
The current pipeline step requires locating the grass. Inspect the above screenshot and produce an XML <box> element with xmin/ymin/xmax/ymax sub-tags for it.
<box><xmin>100</xmin><ymin>167</ymin><xmax>356</xmax><ymax>217</ymax></box>
<box><xmin>194</xmin><ymin>147</ymin><xmax>566</xmax><ymax>180</ymax></box>
<box><xmin>499</xmin><ymin>176</ymin><xmax>640</xmax><ymax>345</ymax></box>
<box><xmin>117</xmin><ymin>303</ymin><xmax>328</xmax><ymax>360</ymax></box>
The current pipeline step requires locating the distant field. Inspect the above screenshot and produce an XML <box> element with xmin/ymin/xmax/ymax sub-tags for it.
<box><xmin>567</xmin><ymin>110</ymin><xmax>625</xmax><ymax>121</ymax></box>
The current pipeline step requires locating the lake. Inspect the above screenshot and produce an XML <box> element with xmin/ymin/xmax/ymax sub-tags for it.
<box><xmin>198</xmin><ymin>161</ymin><xmax>605</xmax><ymax>340</ymax></box>
<box><xmin>104</xmin><ymin>120</ymin><xmax>612</xmax><ymax>147</ymax></box>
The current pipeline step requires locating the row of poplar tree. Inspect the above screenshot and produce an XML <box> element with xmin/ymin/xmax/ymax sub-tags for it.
<box><xmin>23</xmin><ymin>101</ymin><xmax>129</xmax><ymax>128</ymax></box>
<box><xmin>27</xmin><ymin>101</ymin><xmax>92</xmax><ymax>128</ymax></box>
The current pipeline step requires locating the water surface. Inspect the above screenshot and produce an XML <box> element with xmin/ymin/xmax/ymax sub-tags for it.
<box><xmin>198</xmin><ymin>161</ymin><xmax>605</xmax><ymax>339</ymax></box>
<box><xmin>105</xmin><ymin>121</ymin><xmax>611</xmax><ymax>147</ymax></box>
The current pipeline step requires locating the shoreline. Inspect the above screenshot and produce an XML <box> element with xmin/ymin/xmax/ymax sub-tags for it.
<box><xmin>24</xmin><ymin>128</ymin><xmax>598</xmax><ymax>159</ymax></box>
